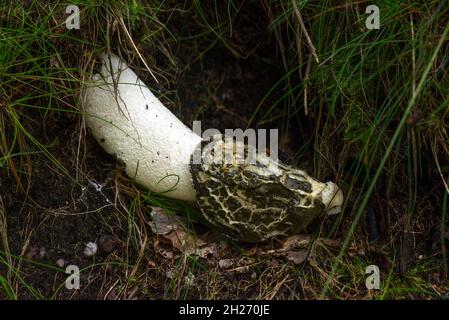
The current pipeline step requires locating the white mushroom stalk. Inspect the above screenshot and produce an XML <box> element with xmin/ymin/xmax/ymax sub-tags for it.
<box><xmin>82</xmin><ymin>53</ymin><xmax>343</xmax><ymax>219</ymax></box>
<box><xmin>83</xmin><ymin>53</ymin><xmax>201</xmax><ymax>202</ymax></box>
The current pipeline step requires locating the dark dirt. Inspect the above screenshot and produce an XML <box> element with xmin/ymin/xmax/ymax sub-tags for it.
<box><xmin>178</xmin><ymin>48</ymin><xmax>283</xmax><ymax>131</ymax></box>
<box><xmin>1</xmin><ymin>114</ymin><xmax>124</xmax><ymax>298</ymax></box>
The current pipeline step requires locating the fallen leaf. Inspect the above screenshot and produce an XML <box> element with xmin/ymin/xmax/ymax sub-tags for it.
<box><xmin>149</xmin><ymin>207</ymin><xmax>230</xmax><ymax>262</ymax></box>
<box><xmin>281</xmin><ymin>235</ymin><xmax>311</xmax><ymax>251</ymax></box>
<box><xmin>185</xmin><ymin>272</ymin><xmax>195</xmax><ymax>286</ymax></box>
<box><xmin>163</xmin><ymin>227</ymin><xmax>206</xmax><ymax>256</ymax></box>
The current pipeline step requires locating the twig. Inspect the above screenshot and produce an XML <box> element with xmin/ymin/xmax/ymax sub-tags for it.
<box><xmin>291</xmin><ymin>0</ymin><xmax>319</xmax><ymax>63</ymax></box>
<box><xmin>118</xmin><ymin>16</ymin><xmax>159</xmax><ymax>83</ymax></box>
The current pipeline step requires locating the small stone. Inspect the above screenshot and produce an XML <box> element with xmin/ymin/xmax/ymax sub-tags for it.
<box><xmin>56</xmin><ymin>259</ymin><xmax>66</xmax><ymax>268</ymax></box>
<box><xmin>84</xmin><ymin>242</ymin><xmax>98</xmax><ymax>257</ymax></box>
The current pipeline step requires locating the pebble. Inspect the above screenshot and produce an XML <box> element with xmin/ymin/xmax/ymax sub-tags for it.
<box><xmin>25</xmin><ymin>246</ymin><xmax>46</xmax><ymax>260</ymax></box>
<box><xmin>83</xmin><ymin>242</ymin><xmax>98</xmax><ymax>257</ymax></box>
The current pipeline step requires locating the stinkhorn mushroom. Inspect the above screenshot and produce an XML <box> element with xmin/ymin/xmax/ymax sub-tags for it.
<box><xmin>82</xmin><ymin>52</ymin><xmax>343</xmax><ymax>242</ymax></box>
